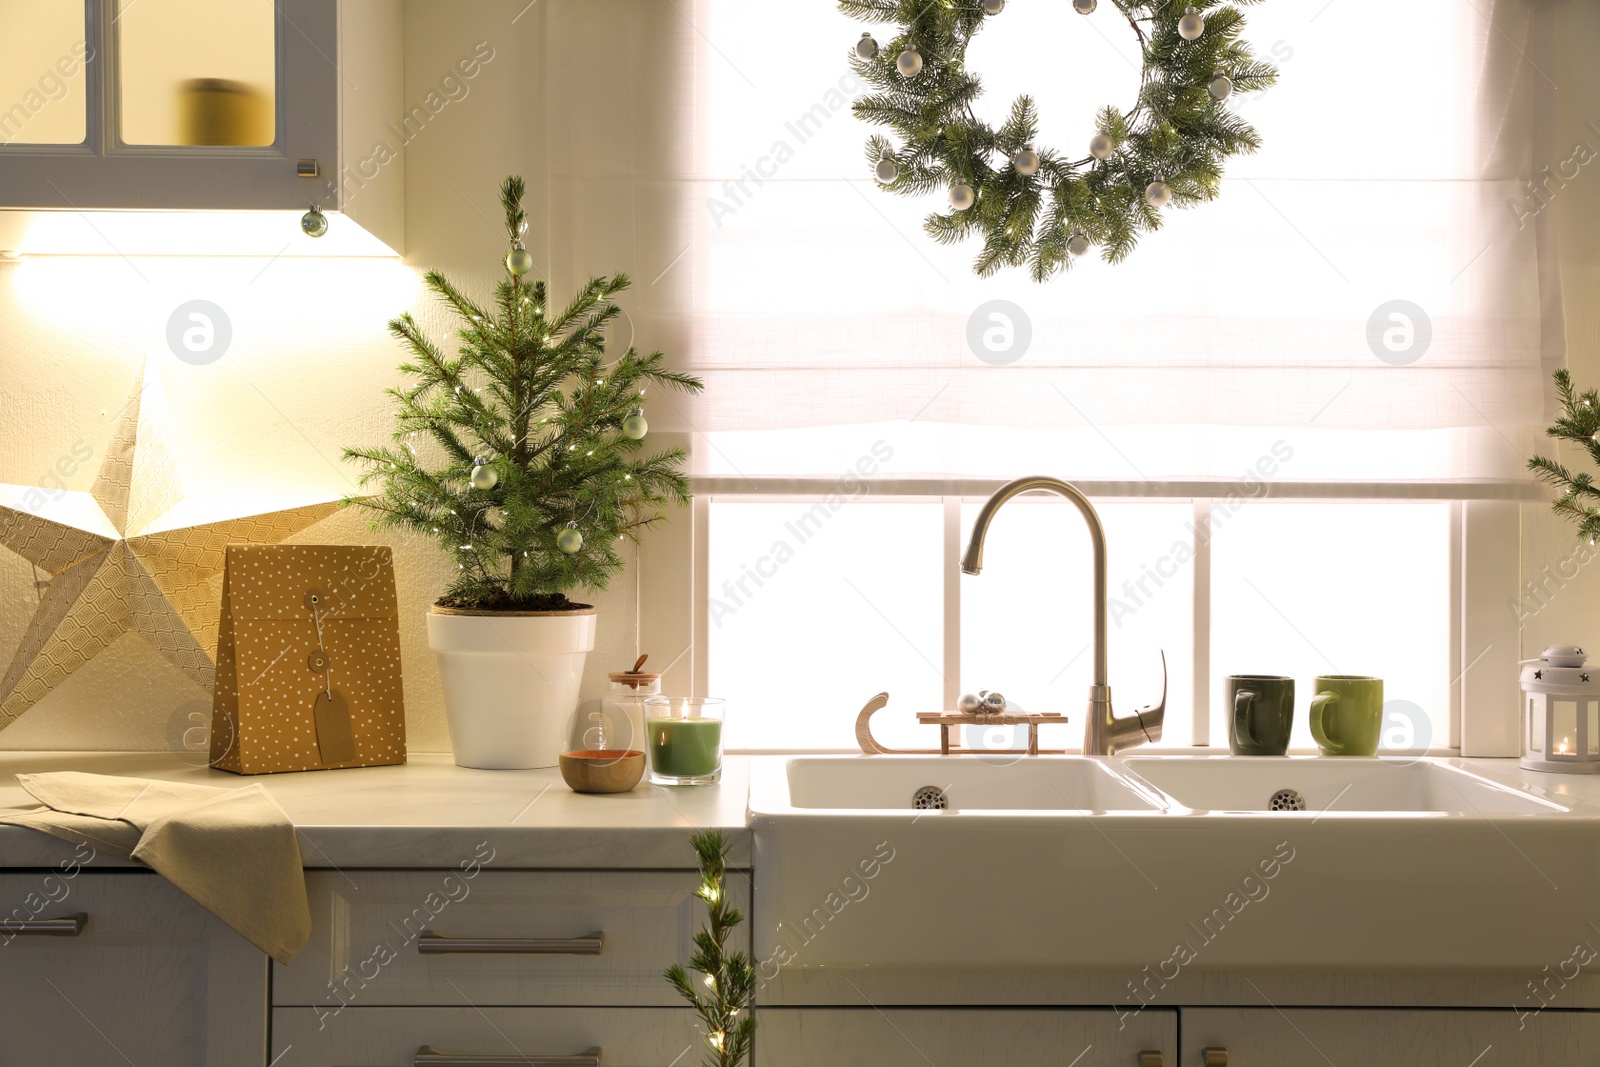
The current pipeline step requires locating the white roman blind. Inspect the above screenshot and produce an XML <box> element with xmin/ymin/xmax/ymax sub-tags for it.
<box><xmin>621</xmin><ymin>0</ymin><xmax>1564</xmax><ymax>484</ymax></box>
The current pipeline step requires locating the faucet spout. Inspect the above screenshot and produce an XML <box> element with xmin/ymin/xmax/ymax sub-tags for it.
<box><xmin>961</xmin><ymin>476</ymin><xmax>1165</xmax><ymax>756</ymax></box>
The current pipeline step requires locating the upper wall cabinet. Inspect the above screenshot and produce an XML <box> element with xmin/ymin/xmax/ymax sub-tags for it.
<box><xmin>0</xmin><ymin>0</ymin><xmax>403</xmax><ymax>254</ymax></box>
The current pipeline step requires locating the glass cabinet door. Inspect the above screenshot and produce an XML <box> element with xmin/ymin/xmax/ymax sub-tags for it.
<box><xmin>0</xmin><ymin>0</ymin><xmax>90</xmax><ymax>145</ymax></box>
<box><xmin>117</xmin><ymin>0</ymin><xmax>277</xmax><ymax>146</ymax></box>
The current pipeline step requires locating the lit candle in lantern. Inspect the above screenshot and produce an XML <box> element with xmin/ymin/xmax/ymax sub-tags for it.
<box><xmin>1559</xmin><ymin>737</ymin><xmax>1571</xmax><ymax>755</ymax></box>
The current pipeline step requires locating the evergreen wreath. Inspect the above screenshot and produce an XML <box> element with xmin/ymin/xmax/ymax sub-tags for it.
<box><xmin>843</xmin><ymin>0</ymin><xmax>1278</xmax><ymax>280</ymax></box>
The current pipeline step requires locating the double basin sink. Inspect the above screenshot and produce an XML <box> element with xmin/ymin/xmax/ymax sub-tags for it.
<box><xmin>749</xmin><ymin>756</ymin><xmax>1597</xmax><ymax>971</ymax></box>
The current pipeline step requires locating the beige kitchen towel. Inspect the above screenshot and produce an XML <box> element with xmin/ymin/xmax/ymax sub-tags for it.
<box><xmin>0</xmin><ymin>772</ymin><xmax>310</xmax><ymax>963</ymax></box>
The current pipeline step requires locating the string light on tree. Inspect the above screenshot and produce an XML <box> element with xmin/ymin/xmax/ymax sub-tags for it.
<box><xmin>1178</xmin><ymin>6</ymin><xmax>1206</xmax><ymax>40</ymax></box>
<box><xmin>896</xmin><ymin>45</ymin><xmax>923</xmax><ymax>77</ymax></box>
<box><xmin>1012</xmin><ymin>143</ymin><xmax>1040</xmax><ymax>176</ymax></box>
<box><xmin>854</xmin><ymin>32</ymin><xmax>878</xmax><ymax>59</ymax></box>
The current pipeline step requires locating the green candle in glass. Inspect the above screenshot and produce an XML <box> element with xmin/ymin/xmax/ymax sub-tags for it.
<box><xmin>645</xmin><ymin>697</ymin><xmax>725</xmax><ymax>785</ymax></box>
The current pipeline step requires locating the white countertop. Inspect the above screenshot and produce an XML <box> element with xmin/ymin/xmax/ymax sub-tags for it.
<box><xmin>0</xmin><ymin>752</ymin><xmax>751</xmax><ymax>870</ymax></box>
<box><xmin>0</xmin><ymin>751</ymin><xmax>1592</xmax><ymax>872</ymax></box>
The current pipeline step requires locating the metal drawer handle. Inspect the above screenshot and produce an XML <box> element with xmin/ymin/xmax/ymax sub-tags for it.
<box><xmin>414</xmin><ymin>1046</ymin><xmax>601</xmax><ymax>1066</ymax></box>
<box><xmin>1137</xmin><ymin>1053</ymin><xmax>1163</xmax><ymax>1067</ymax></box>
<box><xmin>1</xmin><ymin>913</ymin><xmax>86</xmax><ymax>937</ymax></box>
<box><xmin>416</xmin><ymin>931</ymin><xmax>603</xmax><ymax>955</ymax></box>
<box><xmin>1201</xmin><ymin>1048</ymin><xmax>1228</xmax><ymax>1067</ymax></box>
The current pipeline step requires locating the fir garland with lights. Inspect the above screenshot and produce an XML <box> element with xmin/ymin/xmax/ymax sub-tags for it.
<box><xmin>665</xmin><ymin>830</ymin><xmax>756</xmax><ymax>1067</ymax></box>
<box><xmin>343</xmin><ymin>176</ymin><xmax>703</xmax><ymax>610</ymax></box>
<box><xmin>1530</xmin><ymin>369</ymin><xmax>1600</xmax><ymax>545</ymax></box>
<box><xmin>843</xmin><ymin>0</ymin><xmax>1278</xmax><ymax>280</ymax></box>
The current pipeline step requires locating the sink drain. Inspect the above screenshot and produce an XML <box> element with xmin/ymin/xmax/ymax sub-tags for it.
<box><xmin>1269</xmin><ymin>788</ymin><xmax>1306</xmax><ymax>811</ymax></box>
<box><xmin>912</xmin><ymin>785</ymin><xmax>948</xmax><ymax>811</ymax></box>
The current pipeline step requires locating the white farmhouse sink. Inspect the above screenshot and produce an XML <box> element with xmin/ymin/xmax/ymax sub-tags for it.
<box><xmin>749</xmin><ymin>755</ymin><xmax>1600</xmax><ymax>972</ymax></box>
<box><xmin>1120</xmin><ymin>755</ymin><xmax>1566</xmax><ymax>815</ymax></box>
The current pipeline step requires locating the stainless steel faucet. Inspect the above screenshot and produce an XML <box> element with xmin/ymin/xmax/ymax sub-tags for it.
<box><xmin>960</xmin><ymin>476</ymin><xmax>1166</xmax><ymax>756</ymax></box>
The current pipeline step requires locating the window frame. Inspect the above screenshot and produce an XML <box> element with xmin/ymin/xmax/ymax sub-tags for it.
<box><xmin>665</xmin><ymin>479</ymin><xmax>1532</xmax><ymax>757</ymax></box>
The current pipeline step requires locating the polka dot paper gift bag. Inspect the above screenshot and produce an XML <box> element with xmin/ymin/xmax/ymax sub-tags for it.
<box><xmin>209</xmin><ymin>545</ymin><xmax>406</xmax><ymax>774</ymax></box>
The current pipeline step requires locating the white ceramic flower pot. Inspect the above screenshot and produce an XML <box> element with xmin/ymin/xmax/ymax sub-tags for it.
<box><xmin>427</xmin><ymin>607</ymin><xmax>597</xmax><ymax>769</ymax></box>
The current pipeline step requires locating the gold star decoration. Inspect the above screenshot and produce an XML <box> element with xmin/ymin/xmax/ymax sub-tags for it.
<box><xmin>0</xmin><ymin>368</ymin><xmax>340</xmax><ymax>730</ymax></box>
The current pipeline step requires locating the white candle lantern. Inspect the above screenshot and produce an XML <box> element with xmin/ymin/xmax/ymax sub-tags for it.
<box><xmin>1521</xmin><ymin>645</ymin><xmax>1600</xmax><ymax>774</ymax></box>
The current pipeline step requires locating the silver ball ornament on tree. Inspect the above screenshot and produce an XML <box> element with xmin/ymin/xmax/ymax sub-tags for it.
<box><xmin>622</xmin><ymin>409</ymin><xmax>648</xmax><ymax>440</ymax></box>
<box><xmin>981</xmin><ymin>0</ymin><xmax>1005</xmax><ymax>14</ymax></box>
<box><xmin>896</xmin><ymin>45</ymin><xmax>923</xmax><ymax>78</ymax></box>
<box><xmin>557</xmin><ymin>525</ymin><xmax>583</xmax><ymax>554</ymax></box>
<box><xmin>855</xmin><ymin>32</ymin><xmax>879</xmax><ymax>59</ymax></box>
<box><xmin>505</xmin><ymin>241</ymin><xmax>535</xmax><ymax>276</ymax></box>
<box><xmin>1145</xmin><ymin>179</ymin><xmax>1173</xmax><ymax>208</ymax></box>
<box><xmin>300</xmin><ymin>203</ymin><xmax>328</xmax><ymax>238</ymax></box>
<box><xmin>949</xmin><ymin>182</ymin><xmax>976</xmax><ymax>211</ymax></box>
<box><xmin>874</xmin><ymin>151</ymin><xmax>900</xmax><ymax>184</ymax></box>
<box><xmin>1072</xmin><ymin>0</ymin><xmax>1097</xmax><ymax>12</ymax></box>
<box><xmin>1089</xmin><ymin>132</ymin><xmax>1114</xmax><ymax>160</ymax></box>
<box><xmin>1178</xmin><ymin>6</ymin><xmax>1205</xmax><ymax>40</ymax></box>
<box><xmin>1012</xmin><ymin>144</ymin><xmax>1040</xmax><ymax>177</ymax></box>
<box><xmin>958</xmin><ymin>692</ymin><xmax>983</xmax><ymax>714</ymax></box>
<box><xmin>469</xmin><ymin>457</ymin><xmax>499</xmax><ymax>490</ymax></box>
<box><xmin>1066</xmin><ymin>229</ymin><xmax>1091</xmax><ymax>257</ymax></box>
<box><xmin>1208</xmin><ymin>74</ymin><xmax>1234</xmax><ymax>101</ymax></box>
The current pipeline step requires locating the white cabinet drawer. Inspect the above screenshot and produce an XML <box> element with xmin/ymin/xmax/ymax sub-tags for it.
<box><xmin>277</xmin><ymin>866</ymin><xmax>751</xmax><ymax>1009</ymax></box>
<box><xmin>273</xmin><ymin>1006</ymin><xmax>698</xmax><ymax>1066</ymax></box>
<box><xmin>1183</xmin><ymin>1007</ymin><xmax>1600</xmax><ymax>1066</ymax></box>
<box><xmin>755</xmin><ymin>1007</ymin><xmax>1177</xmax><ymax>1066</ymax></box>
<box><xmin>0</xmin><ymin>868</ymin><xmax>265</xmax><ymax>1066</ymax></box>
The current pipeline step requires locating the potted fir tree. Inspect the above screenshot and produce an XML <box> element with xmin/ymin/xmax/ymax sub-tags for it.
<box><xmin>346</xmin><ymin>176</ymin><xmax>702</xmax><ymax>769</ymax></box>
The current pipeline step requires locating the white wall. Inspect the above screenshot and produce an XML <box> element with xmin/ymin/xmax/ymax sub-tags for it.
<box><xmin>0</xmin><ymin>0</ymin><xmax>694</xmax><ymax>753</ymax></box>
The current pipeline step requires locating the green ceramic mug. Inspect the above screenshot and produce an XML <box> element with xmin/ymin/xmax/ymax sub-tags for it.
<box><xmin>1228</xmin><ymin>675</ymin><xmax>1295</xmax><ymax>756</ymax></box>
<box><xmin>1309</xmin><ymin>675</ymin><xmax>1383</xmax><ymax>756</ymax></box>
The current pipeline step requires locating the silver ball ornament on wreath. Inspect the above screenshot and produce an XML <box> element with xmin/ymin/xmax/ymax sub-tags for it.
<box><xmin>981</xmin><ymin>0</ymin><xmax>1005</xmax><ymax>14</ymax></box>
<box><xmin>1145</xmin><ymin>179</ymin><xmax>1173</xmax><ymax>208</ymax></box>
<box><xmin>896</xmin><ymin>45</ymin><xmax>923</xmax><ymax>78</ymax></box>
<box><xmin>300</xmin><ymin>203</ymin><xmax>328</xmax><ymax>238</ymax></box>
<box><xmin>874</xmin><ymin>151</ymin><xmax>900</xmax><ymax>184</ymax></box>
<box><xmin>622</xmin><ymin>409</ymin><xmax>648</xmax><ymax>440</ymax></box>
<box><xmin>855</xmin><ymin>32</ymin><xmax>879</xmax><ymax>59</ymax></box>
<box><xmin>958</xmin><ymin>692</ymin><xmax>983</xmax><ymax>714</ymax></box>
<box><xmin>505</xmin><ymin>242</ymin><xmax>535</xmax><ymax>276</ymax></box>
<box><xmin>1178</xmin><ymin>6</ymin><xmax>1205</xmax><ymax>40</ymax></box>
<box><xmin>1066</xmin><ymin>229</ymin><xmax>1091</xmax><ymax>257</ymax></box>
<box><xmin>1208</xmin><ymin>74</ymin><xmax>1234</xmax><ymax>101</ymax></box>
<box><xmin>1012</xmin><ymin>144</ymin><xmax>1040</xmax><ymax>177</ymax></box>
<box><xmin>949</xmin><ymin>182</ymin><xmax>976</xmax><ymax>211</ymax></box>
<box><xmin>557</xmin><ymin>524</ymin><xmax>583</xmax><ymax>554</ymax></box>
<box><xmin>1072</xmin><ymin>0</ymin><xmax>1097</xmax><ymax>12</ymax></box>
<box><xmin>1089</xmin><ymin>132</ymin><xmax>1114</xmax><ymax>160</ymax></box>
<box><xmin>469</xmin><ymin>457</ymin><xmax>499</xmax><ymax>490</ymax></box>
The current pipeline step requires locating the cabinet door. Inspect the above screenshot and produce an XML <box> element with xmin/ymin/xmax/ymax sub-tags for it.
<box><xmin>1183</xmin><ymin>1007</ymin><xmax>1600</xmax><ymax>1066</ymax></box>
<box><xmin>756</xmin><ymin>1008</ymin><xmax>1176</xmax><ymax>1067</ymax></box>
<box><xmin>273</xmin><ymin>1006</ymin><xmax>696</xmax><ymax>1067</ymax></box>
<box><xmin>0</xmin><ymin>869</ymin><xmax>266</xmax><ymax>1066</ymax></box>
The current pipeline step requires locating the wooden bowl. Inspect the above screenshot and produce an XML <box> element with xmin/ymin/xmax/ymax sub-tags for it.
<box><xmin>559</xmin><ymin>750</ymin><xmax>645</xmax><ymax>794</ymax></box>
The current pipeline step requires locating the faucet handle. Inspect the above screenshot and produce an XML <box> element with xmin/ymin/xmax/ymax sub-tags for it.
<box><xmin>1132</xmin><ymin>649</ymin><xmax>1167</xmax><ymax>743</ymax></box>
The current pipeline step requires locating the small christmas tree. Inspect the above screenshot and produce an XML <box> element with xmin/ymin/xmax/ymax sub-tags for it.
<box><xmin>344</xmin><ymin>176</ymin><xmax>703</xmax><ymax>610</ymax></box>
<box><xmin>665</xmin><ymin>830</ymin><xmax>756</xmax><ymax>1067</ymax></box>
<box><xmin>1530</xmin><ymin>369</ymin><xmax>1600</xmax><ymax>545</ymax></box>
